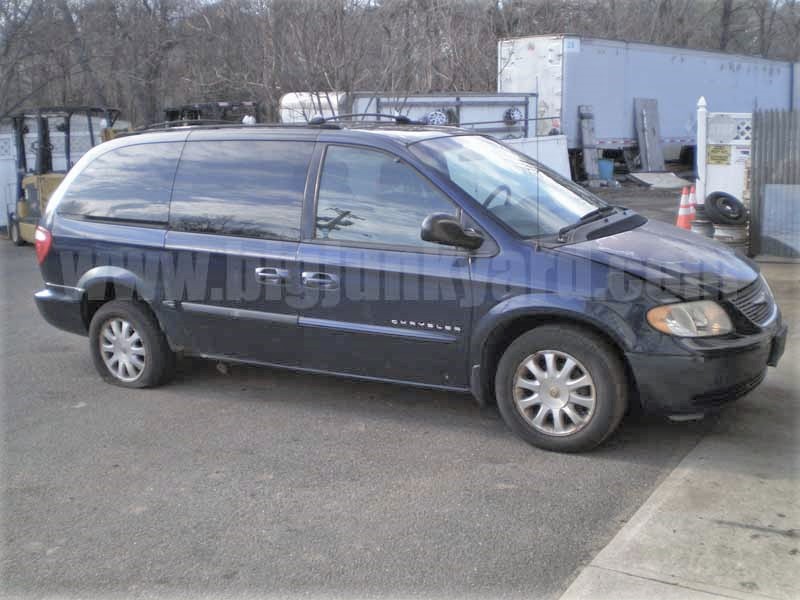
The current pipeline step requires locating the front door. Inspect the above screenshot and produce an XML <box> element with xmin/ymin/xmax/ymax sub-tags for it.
<box><xmin>165</xmin><ymin>136</ymin><xmax>314</xmax><ymax>366</ymax></box>
<box><xmin>297</xmin><ymin>144</ymin><xmax>473</xmax><ymax>388</ymax></box>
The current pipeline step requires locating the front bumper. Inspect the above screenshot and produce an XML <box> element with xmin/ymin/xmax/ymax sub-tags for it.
<box><xmin>627</xmin><ymin>321</ymin><xmax>788</xmax><ymax>415</ymax></box>
<box><xmin>34</xmin><ymin>285</ymin><xmax>87</xmax><ymax>336</ymax></box>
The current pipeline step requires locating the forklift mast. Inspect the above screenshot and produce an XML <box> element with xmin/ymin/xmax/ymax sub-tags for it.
<box><xmin>35</xmin><ymin>113</ymin><xmax>53</xmax><ymax>174</ymax></box>
<box><xmin>14</xmin><ymin>107</ymin><xmax>119</xmax><ymax>177</ymax></box>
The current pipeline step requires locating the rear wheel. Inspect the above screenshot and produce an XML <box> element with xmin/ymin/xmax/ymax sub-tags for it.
<box><xmin>495</xmin><ymin>325</ymin><xmax>627</xmax><ymax>452</ymax></box>
<box><xmin>89</xmin><ymin>300</ymin><xmax>175</xmax><ymax>388</ymax></box>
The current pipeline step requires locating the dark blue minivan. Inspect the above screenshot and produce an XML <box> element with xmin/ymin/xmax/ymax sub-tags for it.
<box><xmin>33</xmin><ymin>123</ymin><xmax>787</xmax><ymax>451</ymax></box>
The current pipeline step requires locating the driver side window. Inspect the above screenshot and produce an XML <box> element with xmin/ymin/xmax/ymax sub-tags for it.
<box><xmin>315</xmin><ymin>145</ymin><xmax>458</xmax><ymax>248</ymax></box>
<box><xmin>448</xmin><ymin>159</ymin><xmax>497</xmax><ymax>202</ymax></box>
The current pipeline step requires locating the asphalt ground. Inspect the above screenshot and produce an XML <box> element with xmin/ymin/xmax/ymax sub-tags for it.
<box><xmin>1</xmin><ymin>226</ymin><xmax>712</xmax><ymax>599</ymax></box>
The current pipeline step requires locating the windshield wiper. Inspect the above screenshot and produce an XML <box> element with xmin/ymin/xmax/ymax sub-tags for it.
<box><xmin>557</xmin><ymin>205</ymin><xmax>619</xmax><ymax>241</ymax></box>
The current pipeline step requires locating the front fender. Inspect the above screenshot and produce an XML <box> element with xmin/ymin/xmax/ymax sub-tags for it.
<box><xmin>469</xmin><ymin>293</ymin><xmax>639</xmax><ymax>369</ymax></box>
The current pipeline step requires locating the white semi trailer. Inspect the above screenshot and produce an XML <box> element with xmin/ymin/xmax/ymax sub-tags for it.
<box><xmin>498</xmin><ymin>35</ymin><xmax>799</xmax><ymax>151</ymax></box>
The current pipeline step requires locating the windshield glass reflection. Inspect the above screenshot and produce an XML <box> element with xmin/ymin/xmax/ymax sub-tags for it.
<box><xmin>410</xmin><ymin>135</ymin><xmax>604</xmax><ymax>238</ymax></box>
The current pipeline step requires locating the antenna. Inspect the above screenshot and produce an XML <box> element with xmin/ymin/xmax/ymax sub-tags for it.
<box><xmin>535</xmin><ymin>76</ymin><xmax>541</xmax><ymax>243</ymax></box>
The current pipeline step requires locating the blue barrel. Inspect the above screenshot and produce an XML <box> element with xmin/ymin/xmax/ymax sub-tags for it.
<box><xmin>598</xmin><ymin>158</ymin><xmax>614</xmax><ymax>181</ymax></box>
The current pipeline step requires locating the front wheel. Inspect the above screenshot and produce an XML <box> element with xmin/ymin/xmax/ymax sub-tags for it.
<box><xmin>495</xmin><ymin>325</ymin><xmax>627</xmax><ymax>452</ymax></box>
<box><xmin>89</xmin><ymin>300</ymin><xmax>175</xmax><ymax>388</ymax></box>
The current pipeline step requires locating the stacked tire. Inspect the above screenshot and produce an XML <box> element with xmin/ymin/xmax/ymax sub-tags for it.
<box><xmin>690</xmin><ymin>204</ymin><xmax>714</xmax><ymax>238</ymax></box>
<box><xmin>704</xmin><ymin>192</ymin><xmax>749</xmax><ymax>255</ymax></box>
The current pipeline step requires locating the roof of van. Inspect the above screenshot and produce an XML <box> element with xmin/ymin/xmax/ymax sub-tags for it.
<box><xmin>117</xmin><ymin>122</ymin><xmax>466</xmax><ymax>146</ymax></box>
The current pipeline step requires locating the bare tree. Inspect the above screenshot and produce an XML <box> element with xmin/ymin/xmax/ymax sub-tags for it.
<box><xmin>2</xmin><ymin>0</ymin><xmax>797</xmax><ymax>125</ymax></box>
<box><xmin>55</xmin><ymin>0</ymin><xmax>107</xmax><ymax>106</ymax></box>
<box><xmin>748</xmin><ymin>0</ymin><xmax>779</xmax><ymax>57</ymax></box>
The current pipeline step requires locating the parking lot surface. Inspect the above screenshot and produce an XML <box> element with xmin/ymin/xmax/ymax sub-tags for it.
<box><xmin>2</xmin><ymin>240</ymin><xmax>712</xmax><ymax>599</ymax></box>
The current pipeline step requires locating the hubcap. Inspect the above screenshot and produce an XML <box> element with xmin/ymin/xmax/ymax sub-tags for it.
<box><xmin>99</xmin><ymin>318</ymin><xmax>146</xmax><ymax>382</ymax></box>
<box><xmin>512</xmin><ymin>350</ymin><xmax>596</xmax><ymax>436</ymax></box>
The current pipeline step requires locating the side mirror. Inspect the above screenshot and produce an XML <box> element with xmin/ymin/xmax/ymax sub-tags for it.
<box><xmin>421</xmin><ymin>213</ymin><xmax>484</xmax><ymax>250</ymax></box>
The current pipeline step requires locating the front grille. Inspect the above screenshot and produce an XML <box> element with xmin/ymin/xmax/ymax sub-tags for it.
<box><xmin>727</xmin><ymin>278</ymin><xmax>774</xmax><ymax>326</ymax></box>
<box><xmin>692</xmin><ymin>370</ymin><xmax>766</xmax><ymax>407</ymax></box>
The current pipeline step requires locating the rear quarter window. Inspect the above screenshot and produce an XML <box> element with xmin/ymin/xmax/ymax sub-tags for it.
<box><xmin>58</xmin><ymin>142</ymin><xmax>182</xmax><ymax>225</ymax></box>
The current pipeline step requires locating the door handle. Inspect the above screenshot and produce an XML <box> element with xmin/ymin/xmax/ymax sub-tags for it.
<box><xmin>255</xmin><ymin>267</ymin><xmax>289</xmax><ymax>285</ymax></box>
<box><xmin>301</xmin><ymin>271</ymin><xmax>339</xmax><ymax>289</ymax></box>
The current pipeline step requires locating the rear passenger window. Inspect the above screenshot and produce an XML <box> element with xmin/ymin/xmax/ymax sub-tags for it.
<box><xmin>169</xmin><ymin>140</ymin><xmax>312</xmax><ymax>241</ymax></box>
<box><xmin>315</xmin><ymin>145</ymin><xmax>457</xmax><ymax>248</ymax></box>
<box><xmin>59</xmin><ymin>142</ymin><xmax>181</xmax><ymax>224</ymax></box>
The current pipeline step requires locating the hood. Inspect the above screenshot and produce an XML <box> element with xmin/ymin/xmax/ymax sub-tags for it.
<box><xmin>556</xmin><ymin>219</ymin><xmax>758</xmax><ymax>299</ymax></box>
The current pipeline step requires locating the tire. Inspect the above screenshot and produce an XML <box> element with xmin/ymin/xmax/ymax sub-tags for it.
<box><xmin>9</xmin><ymin>218</ymin><xmax>24</xmax><ymax>246</ymax></box>
<box><xmin>89</xmin><ymin>299</ymin><xmax>175</xmax><ymax>388</ymax></box>
<box><xmin>494</xmin><ymin>325</ymin><xmax>628</xmax><ymax>453</ymax></box>
<box><xmin>704</xmin><ymin>192</ymin><xmax>747</xmax><ymax>225</ymax></box>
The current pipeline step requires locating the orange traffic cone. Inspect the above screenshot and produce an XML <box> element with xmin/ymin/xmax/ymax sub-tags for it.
<box><xmin>676</xmin><ymin>187</ymin><xmax>693</xmax><ymax>229</ymax></box>
<box><xmin>688</xmin><ymin>185</ymin><xmax>697</xmax><ymax>221</ymax></box>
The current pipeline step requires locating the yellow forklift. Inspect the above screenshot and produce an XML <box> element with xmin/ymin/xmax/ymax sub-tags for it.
<box><xmin>6</xmin><ymin>106</ymin><xmax>121</xmax><ymax>245</ymax></box>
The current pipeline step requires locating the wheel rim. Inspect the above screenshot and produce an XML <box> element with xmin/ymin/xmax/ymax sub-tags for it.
<box><xmin>512</xmin><ymin>350</ymin><xmax>596</xmax><ymax>437</ymax></box>
<box><xmin>720</xmin><ymin>199</ymin><xmax>740</xmax><ymax>218</ymax></box>
<box><xmin>99</xmin><ymin>317</ymin><xmax>146</xmax><ymax>382</ymax></box>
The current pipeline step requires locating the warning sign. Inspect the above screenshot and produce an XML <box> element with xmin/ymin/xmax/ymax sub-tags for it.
<box><xmin>733</xmin><ymin>147</ymin><xmax>750</xmax><ymax>165</ymax></box>
<box><xmin>707</xmin><ymin>145</ymin><xmax>731</xmax><ymax>165</ymax></box>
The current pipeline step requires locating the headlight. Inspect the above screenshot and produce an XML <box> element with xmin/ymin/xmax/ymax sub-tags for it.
<box><xmin>647</xmin><ymin>300</ymin><xmax>733</xmax><ymax>337</ymax></box>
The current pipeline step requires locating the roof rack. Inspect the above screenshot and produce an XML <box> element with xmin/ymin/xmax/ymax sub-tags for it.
<box><xmin>115</xmin><ymin>120</ymin><xmax>340</xmax><ymax>138</ymax></box>
<box><xmin>137</xmin><ymin>119</ymin><xmax>234</xmax><ymax>130</ymax></box>
<box><xmin>308</xmin><ymin>113</ymin><xmax>416</xmax><ymax>125</ymax></box>
<box><xmin>113</xmin><ymin>114</ymin><xmax>428</xmax><ymax>139</ymax></box>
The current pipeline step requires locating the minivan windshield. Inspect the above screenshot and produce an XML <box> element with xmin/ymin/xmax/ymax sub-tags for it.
<box><xmin>409</xmin><ymin>135</ymin><xmax>606</xmax><ymax>238</ymax></box>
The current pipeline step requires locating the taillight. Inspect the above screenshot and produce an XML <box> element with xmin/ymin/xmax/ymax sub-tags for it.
<box><xmin>35</xmin><ymin>226</ymin><xmax>52</xmax><ymax>264</ymax></box>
